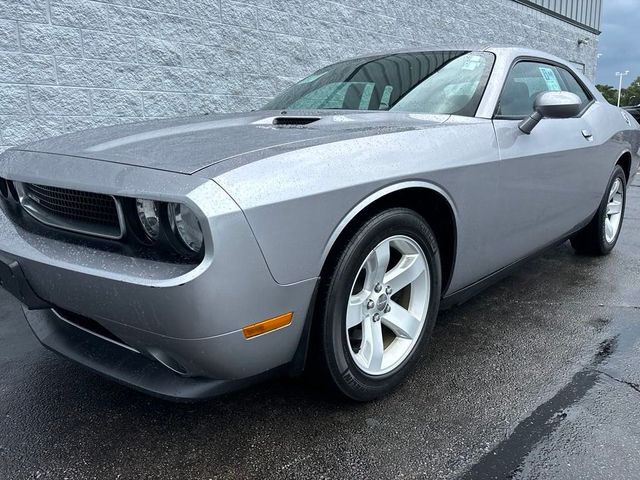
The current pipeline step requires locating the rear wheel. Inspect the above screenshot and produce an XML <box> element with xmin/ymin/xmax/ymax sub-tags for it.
<box><xmin>571</xmin><ymin>165</ymin><xmax>626</xmax><ymax>255</ymax></box>
<box><xmin>316</xmin><ymin>208</ymin><xmax>441</xmax><ymax>401</ymax></box>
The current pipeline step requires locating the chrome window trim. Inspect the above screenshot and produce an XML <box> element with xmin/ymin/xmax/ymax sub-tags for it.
<box><xmin>14</xmin><ymin>182</ymin><xmax>127</xmax><ymax>240</ymax></box>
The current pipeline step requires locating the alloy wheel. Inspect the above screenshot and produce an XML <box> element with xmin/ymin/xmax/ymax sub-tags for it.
<box><xmin>605</xmin><ymin>177</ymin><xmax>624</xmax><ymax>243</ymax></box>
<box><xmin>346</xmin><ymin>235</ymin><xmax>430</xmax><ymax>376</ymax></box>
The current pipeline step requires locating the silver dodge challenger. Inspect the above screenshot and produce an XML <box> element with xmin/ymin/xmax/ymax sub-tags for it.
<box><xmin>1</xmin><ymin>47</ymin><xmax>638</xmax><ymax>401</ymax></box>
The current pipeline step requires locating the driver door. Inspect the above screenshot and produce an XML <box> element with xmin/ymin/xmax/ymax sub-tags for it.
<box><xmin>492</xmin><ymin>60</ymin><xmax>604</xmax><ymax>265</ymax></box>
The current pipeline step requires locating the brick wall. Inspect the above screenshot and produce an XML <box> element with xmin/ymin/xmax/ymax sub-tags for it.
<box><xmin>0</xmin><ymin>0</ymin><xmax>599</xmax><ymax>153</ymax></box>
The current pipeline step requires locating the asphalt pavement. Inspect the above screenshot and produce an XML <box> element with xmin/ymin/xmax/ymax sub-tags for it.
<box><xmin>1</xmin><ymin>176</ymin><xmax>639</xmax><ymax>480</ymax></box>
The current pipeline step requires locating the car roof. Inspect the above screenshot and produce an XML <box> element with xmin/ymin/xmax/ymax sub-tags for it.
<box><xmin>483</xmin><ymin>45</ymin><xmax>573</xmax><ymax>65</ymax></box>
<box><xmin>346</xmin><ymin>45</ymin><xmax>574</xmax><ymax>70</ymax></box>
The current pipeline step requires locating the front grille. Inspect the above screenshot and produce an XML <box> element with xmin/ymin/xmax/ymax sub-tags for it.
<box><xmin>26</xmin><ymin>183</ymin><xmax>120</xmax><ymax>226</ymax></box>
<box><xmin>17</xmin><ymin>183</ymin><xmax>124</xmax><ymax>239</ymax></box>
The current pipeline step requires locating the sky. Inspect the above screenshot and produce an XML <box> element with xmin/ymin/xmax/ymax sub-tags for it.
<box><xmin>596</xmin><ymin>0</ymin><xmax>640</xmax><ymax>88</ymax></box>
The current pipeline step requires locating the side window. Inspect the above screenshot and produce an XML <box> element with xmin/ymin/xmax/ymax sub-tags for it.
<box><xmin>556</xmin><ymin>67</ymin><xmax>591</xmax><ymax>106</ymax></box>
<box><xmin>497</xmin><ymin>61</ymin><xmax>589</xmax><ymax>118</ymax></box>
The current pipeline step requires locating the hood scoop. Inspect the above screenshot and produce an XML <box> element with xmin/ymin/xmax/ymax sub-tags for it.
<box><xmin>271</xmin><ymin>116</ymin><xmax>321</xmax><ymax>126</ymax></box>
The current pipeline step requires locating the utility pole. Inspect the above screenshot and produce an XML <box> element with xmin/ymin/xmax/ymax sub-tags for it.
<box><xmin>616</xmin><ymin>70</ymin><xmax>629</xmax><ymax>107</ymax></box>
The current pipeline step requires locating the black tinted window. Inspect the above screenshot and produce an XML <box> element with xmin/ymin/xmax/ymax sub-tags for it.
<box><xmin>497</xmin><ymin>61</ymin><xmax>591</xmax><ymax>117</ymax></box>
<box><xmin>262</xmin><ymin>51</ymin><xmax>494</xmax><ymax>117</ymax></box>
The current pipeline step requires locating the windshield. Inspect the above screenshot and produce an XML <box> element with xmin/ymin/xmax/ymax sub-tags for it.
<box><xmin>262</xmin><ymin>51</ymin><xmax>494</xmax><ymax>117</ymax></box>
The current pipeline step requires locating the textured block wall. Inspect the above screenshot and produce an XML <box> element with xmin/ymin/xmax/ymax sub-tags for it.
<box><xmin>0</xmin><ymin>0</ymin><xmax>599</xmax><ymax>152</ymax></box>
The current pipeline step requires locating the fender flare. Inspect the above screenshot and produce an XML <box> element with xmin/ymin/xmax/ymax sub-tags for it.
<box><xmin>318</xmin><ymin>179</ymin><xmax>460</xmax><ymax>270</ymax></box>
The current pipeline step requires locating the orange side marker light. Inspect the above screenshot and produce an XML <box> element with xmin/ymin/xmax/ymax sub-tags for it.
<box><xmin>242</xmin><ymin>312</ymin><xmax>293</xmax><ymax>339</ymax></box>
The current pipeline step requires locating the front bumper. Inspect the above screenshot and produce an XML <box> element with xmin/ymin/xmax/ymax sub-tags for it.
<box><xmin>0</xmin><ymin>151</ymin><xmax>317</xmax><ymax>397</ymax></box>
<box><xmin>24</xmin><ymin>308</ymin><xmax>291</xmax><ymax>401</ymax></box>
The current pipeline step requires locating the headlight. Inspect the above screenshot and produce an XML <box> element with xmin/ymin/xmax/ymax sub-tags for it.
<box><xmin>136</xmin><ymin>199</ymin><xmax>160</xmax><ymax>241</ymax></box>
<box><xmin>168</xmin><ymin>203</ymin><xmax>203</xmax><ymax>253</ymax></box>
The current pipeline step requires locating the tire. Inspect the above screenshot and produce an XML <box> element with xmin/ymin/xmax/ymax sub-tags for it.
<box><xmin>315</xmin><ymin>208</ymin><xmax>441</xmax><ymax>401</ymax></box>
<box><xmin>571</xmin><ymin>165</ymin><xmax>626</xmax><ymax>255</ymax></box>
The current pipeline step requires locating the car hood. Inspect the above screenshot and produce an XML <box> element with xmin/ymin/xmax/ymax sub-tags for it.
<box><xmin>13</xmin><ymin>111</ymin><xmax>451</xmax><ymax>175</ymax></box>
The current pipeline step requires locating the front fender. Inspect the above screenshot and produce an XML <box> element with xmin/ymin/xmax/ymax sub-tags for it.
<box><xmin>210</xmin><ymin>120</ymin><xmax>499</xmax><ymax>289</ymax></box>
<box><xmin>318</xmin><ymin>180</ymin><xmax>459</xmax><ymax>268</ymax></box>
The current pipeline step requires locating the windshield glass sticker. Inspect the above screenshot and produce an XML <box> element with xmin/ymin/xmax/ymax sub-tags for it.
<box><xmin>462</xmin><ymin>56</ymin><xmax>484</xmax><ymax>71</ymax></box>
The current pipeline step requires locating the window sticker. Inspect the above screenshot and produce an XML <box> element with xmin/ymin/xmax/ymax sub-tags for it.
<box><xmin>462</xmin><ymin>55</ymin><xmax>484</xmax><ymax>71</ymax></box>
<box><xmin>538</xmin><ymin>67</ymin><xmax>562</xmax><ymax>91</ymax></box>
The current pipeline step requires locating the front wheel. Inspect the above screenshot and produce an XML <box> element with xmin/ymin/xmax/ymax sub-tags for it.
<box><xmin>571</xmin><ymin>165</ymin><xmax>626</xmax><ymax>255</ymax></box>
<box><xmin>316</xmin><ymin>208</ymin><xmax>441</xmax><ymax>401</ymax></box>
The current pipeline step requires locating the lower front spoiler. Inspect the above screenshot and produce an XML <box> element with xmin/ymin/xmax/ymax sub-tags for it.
<box><xmin>24</xmin><ymin>308</ymin><xmax>287</xmax><ymax>402</ymax></box>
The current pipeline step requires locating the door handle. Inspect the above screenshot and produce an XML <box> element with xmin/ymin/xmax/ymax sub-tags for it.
<box><xmin>582</xmin><ymin>129</ymin><xmax>593</xmax><ymax>141</ymax></box>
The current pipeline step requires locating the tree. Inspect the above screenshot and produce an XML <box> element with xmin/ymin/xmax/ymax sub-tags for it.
<box><xmin>596</xmin><ymin>76</ymin><xmax>640</xmax><ymax>107</ymax></box>
<box><xmin>596</xmin><ymin>84</ymin><xmax>618</xmax><ymax>105</ymax></box>
<box><xmin>622</xmin><ymin>76</ymin><xmax>640</xmax><ymax>107</ymax></box>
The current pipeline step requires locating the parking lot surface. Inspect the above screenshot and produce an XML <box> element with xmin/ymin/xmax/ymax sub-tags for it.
<box><xmin>1</xmin><ymin>177</ymin><xmax>639</xmax><ymax>479</ymax></box>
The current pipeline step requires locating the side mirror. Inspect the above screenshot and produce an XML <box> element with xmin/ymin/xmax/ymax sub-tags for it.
<box><xmin>519</xmin><ymin>91</ymin><xmax>583</xmax><ymax>134</ymax></box>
